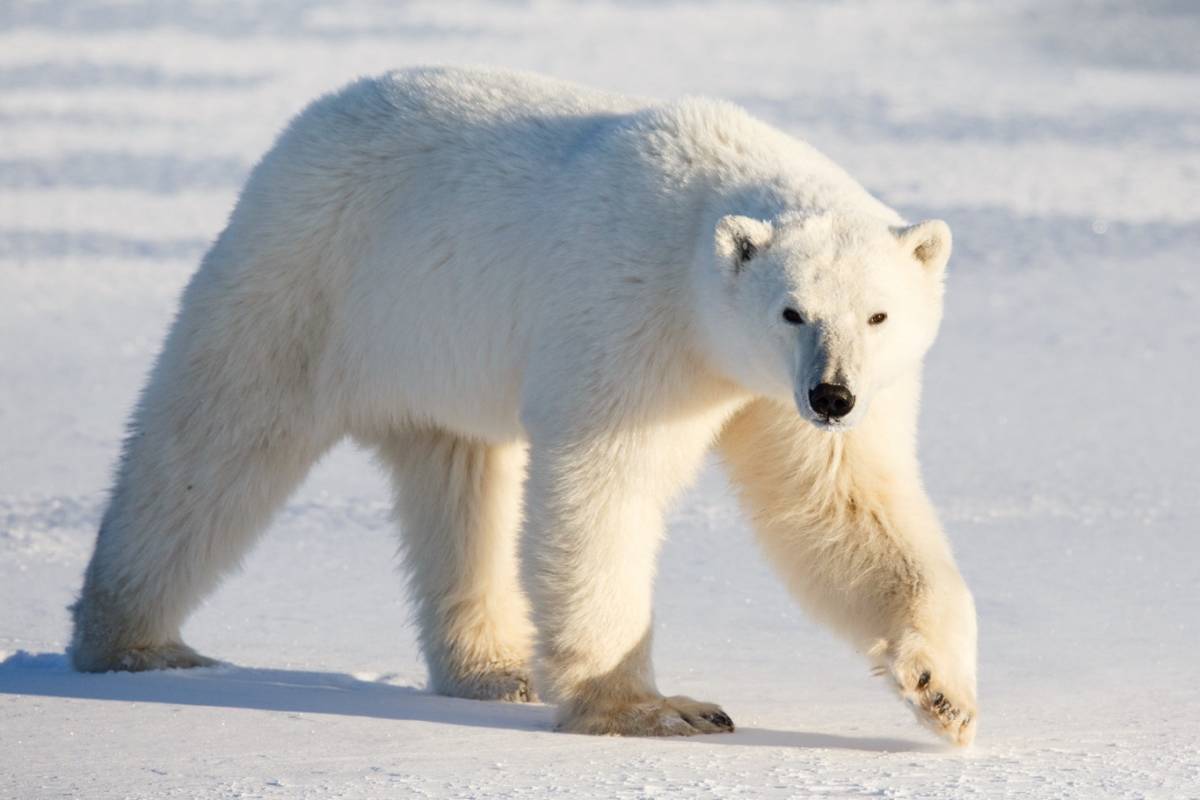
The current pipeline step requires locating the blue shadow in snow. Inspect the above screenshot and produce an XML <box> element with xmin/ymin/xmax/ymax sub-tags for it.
<box><xmin>0</xmin><ymin>650</ymin><xmax>551</xmax><ymax>733</ymax></box>
<box><xmin>0</xmin><ymin>230</ymin><xmax>209</xmax><ymax>261</ymax></box>
<box><xmin>0</xmin><ymin>651</ymin><xmax>941</xmax><ymax>752</ymax></box>
<box><xmin>0</xmin><ymin>62</ymin><xmax>270</xmax><ymax>91</ymax></box>
<box><xmin>0</xmin><ymin>151</ymin><xmax>249</xmax><ymax>193</ymax></box>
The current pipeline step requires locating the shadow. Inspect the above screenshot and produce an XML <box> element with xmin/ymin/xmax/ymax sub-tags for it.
<box><xmin>0</xmin><ymin>0</ymin><xmax>487</xmax><ymax>41</ymax></box>
<box><xmin>0</xmin><ymin>62</ymin><xmax>271</xmax><ymax>92</ymax></box>
<box><xmin>0</xmin><ymin>229</ymin><xmax>209</xmax><ymax>261</ymax></box>
<box><xmin>740</xmin><ymin>92</ymin><xmax>1200</xmax><ymax>149</ymax></box>
<box><xmin>707</xmin><ymin>726</ymin><xmax>944</xmax><ymax>754</ymax></box>
<box><xmin>0</xmin><ymin>109</ymin><xmax>181</xmax><ymax>129</ymax></box>
<box><xmin>885</xmin><ymin>204</ymin><xmax>1200</xmax><ymax>269</ymax></box>
<box><xmin>1021</xmin><ymin>2</ymin><xmax>1200</xmax><ymax>73</ymax></box>
<box><xmin>0</xmin><ymin>152</ymin><xmax>249</xmax><ymax>193</ymax></box>
<box><xmin>2</xmin><ymin>652</ymin><xmax>944</xmax><ymax>751</ymax></box>
<box><xmin>0</xmin><ymin>651</ymin><xmax>553</xmax><ymax>733</ymax></box>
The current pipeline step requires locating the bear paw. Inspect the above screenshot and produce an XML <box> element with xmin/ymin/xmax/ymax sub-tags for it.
<box><xmin>559</xmin><ymin>694</ymin><xmax>734</xmax><ymax>736</ymax></box>
<box><xmin>874</xmin><ymin>632</ymin><xmax>977</xmax><ymax>746</ymax></box>
<box><xmin>74</xmin><ymin>641</ymin><xmax>219</xmax><ymax>673</ymax></box>
<box><xmin>435</xmin><ymin>662</ymin><xmax>537</xmax><ymax>703</ymax></box>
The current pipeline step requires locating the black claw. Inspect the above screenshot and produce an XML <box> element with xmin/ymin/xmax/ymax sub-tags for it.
<box><xmin>931</xmin><ymin>692</ymin><xmax>944</xmax><ymax>706</ymax></box>
<box><xmin>702</xmin><ymin>711</ymin><xmax>734</xmax><ymax>730</ymax></box>
<box><xmin>917</xmin><ymin>671</ymin><xmax>931</xmax><ymax>690</ymax></box>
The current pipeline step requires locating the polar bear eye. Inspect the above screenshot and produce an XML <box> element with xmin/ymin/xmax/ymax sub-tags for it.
<box><xmin>736</xmin><ymin>236</ymin><xmax>757</xmax><ymax>264</ymax></box>
<box><xmin>781</xmin><ymin>308</ymin><xmax>804</xmax><ymax>325</ymax></box>
<box><xmin>868</xmin><ymin>312</ymin><xmax>888</xmax><ymax>326</ymax></box>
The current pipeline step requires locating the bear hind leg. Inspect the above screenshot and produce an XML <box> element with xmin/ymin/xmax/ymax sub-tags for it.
<box><xmin>71</xmin><ymin>412</ymin><xmax>335</xmax><ymax>672</ymax></box>
<box><xmin>71</xmin><ymin>274</ymin><xmax>339</xmax><ymax>672</ymax></box>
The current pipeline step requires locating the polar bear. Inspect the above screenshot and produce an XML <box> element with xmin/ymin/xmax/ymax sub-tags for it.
<box><xmin>70</xmin><ymin>67</ymin><xmax>977</xmax><ymax>745</ymax></box>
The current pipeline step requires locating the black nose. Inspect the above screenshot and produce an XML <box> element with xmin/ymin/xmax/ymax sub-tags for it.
<box><xmin>809</xmin><ymin>383</ymin><xmax>856</xmax><ymax>419</ymax></box>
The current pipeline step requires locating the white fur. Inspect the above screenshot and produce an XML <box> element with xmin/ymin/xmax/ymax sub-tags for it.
<box><xmin>70</xmin><ymin>66</ymin><xmax>976</xmax><ymax>745</ymax></box>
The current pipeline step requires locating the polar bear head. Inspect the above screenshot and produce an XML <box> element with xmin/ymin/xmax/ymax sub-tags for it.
<box><xmin>700</xmin><ymin>211</ymin><xmax>951</xmax><ymax>430</ymax></box>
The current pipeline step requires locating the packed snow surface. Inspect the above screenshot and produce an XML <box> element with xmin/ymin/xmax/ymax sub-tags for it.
<box><xmin>2</xmin><ymin>2</ymin><xmax>1198</xmax><ymax>798</ymax></box>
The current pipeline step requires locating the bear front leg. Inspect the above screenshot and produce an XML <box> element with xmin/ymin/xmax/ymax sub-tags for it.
<box><xmin>521</xmin><ymin>424</ymin><xmax>734</xmax><ymax>736</ymax></box>
<box><xmin>719</xmin><ymin>396</ymin><xmax>978</xmax><ymax>746</ymax></box>
<box><xmin>862</xmin><ymin>557</ymin><xmax>977</xmax><ymax>747</ymax></box>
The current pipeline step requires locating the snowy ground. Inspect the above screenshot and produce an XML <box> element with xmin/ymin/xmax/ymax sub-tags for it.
<box><xmin>2</xmin><ymin>2</ymin><xmax>1199</xmax><ymax>798</ymax></box>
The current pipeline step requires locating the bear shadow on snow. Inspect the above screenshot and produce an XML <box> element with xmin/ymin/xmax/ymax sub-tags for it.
<box><xmin>0</xmin><ymin>651</ymin><xmax>938</xmax><ymax>753</ymax></box>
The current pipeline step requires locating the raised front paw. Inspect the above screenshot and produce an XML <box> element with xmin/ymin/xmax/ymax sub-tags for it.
<box><xmin>877</xmin><ymin>632</ymin><xmax>977</xmax><ymax>746</ymax></box>
<box><xmin>898</xmin><ymin>662</ymin><xmax>976</xmax><ymax>746</ymax></box>
<box><xmin>559</xmin><ymin>694</ymin><xmax>735</xmax><ymax>736</ymax></box>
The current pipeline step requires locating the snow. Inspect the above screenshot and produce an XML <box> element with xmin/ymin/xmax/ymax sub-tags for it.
<box><xmin>2</xmin><ymin>2</ymin><xmax>1198</xmax><ymax>797</ymax></box>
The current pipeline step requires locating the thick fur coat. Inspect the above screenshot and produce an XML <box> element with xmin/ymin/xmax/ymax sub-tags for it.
<box><xmin>71</xmin><ymin>67</ymin><xmax>977</xmax><ymax>745</ymax></box>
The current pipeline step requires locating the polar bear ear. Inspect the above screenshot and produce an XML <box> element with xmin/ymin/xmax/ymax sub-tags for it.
<box><xmin>715</xmin><ymin>215</ymin><xmax>774</xmax><ymax>274</ymax></box>
<box><xmin>895</xmin><ymin>219</ymin><xmax>952</xmax><ymax>276</ymax></box>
